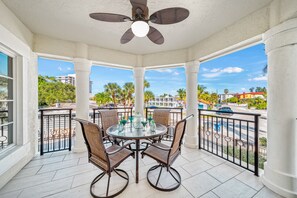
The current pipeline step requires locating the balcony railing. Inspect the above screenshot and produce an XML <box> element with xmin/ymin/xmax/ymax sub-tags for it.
<box><xmin>39</xmin><ymin>108</ymin><xmax>74</xmax><ymax>155</ymax></box>
<box><xmin>92</xmin><ymin>107</ymin><xmax>133</xmax><ymax>129</ymax></box>
<box><xmin>198</xmin><ymin>109</ymin><xmax>260</xmax><ymax>176</ymax></box>
<box><xmin>145</xmin><ymin>107</ymin><xmax>183</xmax><ymax>141</ymax></box>
<box><xmin>38</xmin><ymin>107</ymin><xmax>262</xmax><ymax>176</ymax></box>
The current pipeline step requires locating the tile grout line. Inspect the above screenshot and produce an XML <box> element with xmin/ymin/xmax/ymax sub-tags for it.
<box><xmin>251</xmin><ymin>186</ymin><xmax>265</xmax><ymax>198</ymax></box>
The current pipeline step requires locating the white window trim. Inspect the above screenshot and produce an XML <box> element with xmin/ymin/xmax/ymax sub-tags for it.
<box><xmin>0</xmin><ymin>45</ymin><xmax>18</xmax><ymax>156</ymax></box>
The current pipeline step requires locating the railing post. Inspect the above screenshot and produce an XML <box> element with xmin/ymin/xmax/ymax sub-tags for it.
<box><xmin>40</xmin><ymin>110</ymin><xmax>44</xmax><ymax>155</ymax></box>
<box><xmin>180</xmin><ymin>108</ymin><xmax>183</xmax><ymax>119</ymax></box>
<box><xmin>69</xmin><ymin>109</ymin><xmax>72</xmax><ymax>151</ymax></box>
<box><xmin>130</xmin><ymin>107</ymin><xmax>133</xmax><ymax>118</ymax></box>
<box><xmin>93</xmin><ymin>108</ymin><xmax>96</xmax><ymax>123</ymax></box>
<box><xmin>198</xmin><ymin>109</ymin><xmax>201</xmax><ymax>149</ymax></box>
<box><xmin>254</xmin><ymin>115</ymin><xmax>259</xmax><ymax>176</ymax></box>
<box><xmin>145</xmin><ymin>107</ymin><xmax>148</xmax><ymax>119</ymax></box>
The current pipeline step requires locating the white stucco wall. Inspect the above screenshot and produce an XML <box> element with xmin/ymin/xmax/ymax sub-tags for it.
<box><xmin>0</xmin><ymin>1</ymin><xmax>33</xmax><ymax>48</ymax></box>
<box><xmin>0</xmin><ymin>1</ymin><xmax>37</xmax><ymax>189</ymax></box>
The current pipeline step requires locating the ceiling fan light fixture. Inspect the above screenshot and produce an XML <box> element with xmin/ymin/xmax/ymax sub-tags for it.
<box><xmin>131</xmin><ymin>21</ymin><xmax>149</xmax><ymax>37</ymax></box>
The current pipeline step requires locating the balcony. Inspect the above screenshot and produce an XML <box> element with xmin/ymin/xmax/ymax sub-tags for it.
<box><xmin>0</xmin><ymin>0</ymin><xmax>297</xmax><ymax>197</ymax></box>
<box><xmin>0</xmin><ymin>107</ymin><xmax>275</xmax><ymax>197</ymax></box>
<box><xmin>0</xmin><ymin>145</ymin><xmax>281</xmax><ymax>198</ymax></box>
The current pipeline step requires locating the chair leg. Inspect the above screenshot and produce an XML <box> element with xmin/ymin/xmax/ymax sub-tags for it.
<box><xmin>90</xmin><ymin>169</ymin><xmax>129</xmax><ymax>198</ymax></box>
<box><xmin>146</xmin><ymin>164</ymin><xmax>181</xmax><ymax>192</ymax></box>
<box><xmin>106</xmin><ymin>173</ymin><xmax>111</xmax><ymax>197</ymax></box>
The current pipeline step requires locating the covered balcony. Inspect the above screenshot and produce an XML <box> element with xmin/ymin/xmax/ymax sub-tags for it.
<box><xmin>0</xmin><ymin>0</ymin><xmax>297</xmax><ymax>197</ymax></box>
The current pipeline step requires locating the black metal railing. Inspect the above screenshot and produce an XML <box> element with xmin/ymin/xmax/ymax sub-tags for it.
<box><xmin>145</xmin><ymin>107</ymin><xmax>183</xmax><ymax>140</ymax></box>
<box><xmin>145</xmin><ymin>107</ymin><xmax>183</xmax><ymax>126</ymax></box>
<box><xmin>92</xmin><ymin>107</ymin><xmax>133</xmax><ymax>128</ymax></box>
<box><xmin>39</xmin><ymin>108</ymin><xmax>74</xmax><ymax>155</ymax></box>
<box><xmin>198</xmin><ymin>109</ymin><xmax>260</xmax><ymax>176</ymax></box>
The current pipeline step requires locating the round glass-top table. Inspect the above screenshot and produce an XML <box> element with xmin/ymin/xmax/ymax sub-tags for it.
<box><xmin>106</xmin><ymin>123</ymin><xmax>167</xmax><ymax>183</ymax></box>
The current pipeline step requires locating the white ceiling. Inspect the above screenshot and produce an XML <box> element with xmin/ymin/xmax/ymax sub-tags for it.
<box><xmin>2</xmin><ymin>0</ymin><xmax>271</xmax><ymax>55</ymax></box>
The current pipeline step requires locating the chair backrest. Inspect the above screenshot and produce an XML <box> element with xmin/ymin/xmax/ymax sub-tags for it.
<box><xmin>153</xmin><ymin>109</ymin><xmax>170</xmax><ymax>126</ymax></box>
<box><xmin>99</xmin><ymin>110</ymin><xmax>118</xmax><ymax>136</ymax></box>
<box><xmin>74</xmin><ymin>118</ymin><xmax>109</xmax><ymax>168</ymax></box>
<box><xmin>169</xmin><ymin>114</ymin><xmax>194</xmax><ymax>156</ymax></box>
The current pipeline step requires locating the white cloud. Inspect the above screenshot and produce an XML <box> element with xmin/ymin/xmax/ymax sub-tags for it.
<box><xmin>202</xmin><ymin>68</ymin><xmax>209</xmax><ymax>72</ymax></box>
<box><xmin>241</xmin><ymin>88</ymin><xmax>246</xmax><ymax>91</ymax></box>
<box><xmin>202</xmin><ymin>73</ymin><xmax>221</xmax><ymax>78</ymax></box>
<box><xmin>210</xmin><ymin>68</ymin><xmax>221</xmax><ymax>73</ymax></box>
<box><xmin>221</xmin><ymin>67</ymin><xmax>244</xmax><ymax>73</ymax></box>
<box><xmin>58</xmin><ymin>67</ymin><xmax>62</xmax><ymax>71</ymax></box>
<box><xmin>202</xmin><ymin>67</ymin><xmax>244</xmax><ymax>78</ymax></box>
<box><xmin>67</xmin><ymin>67</ymin><xmax>72</xmax><ymax>70</ymax></box>
<box><xmin>173</xmin><ymin>71</ymin><xmax>179</xmax><ymax>76</ymax></box>
<box><xmin>155</xmin><ymin>68</ymin><xmax>173</xmax><ymax>73</ymax></box>
<box><xmin>248</xmin><ymin>75</ymin><xmax>267</xmax><ymax>81</ymax></box>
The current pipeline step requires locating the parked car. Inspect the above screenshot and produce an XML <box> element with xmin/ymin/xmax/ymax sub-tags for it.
<box><xmin>216</xmin><ymin>107</ymin><xmax>233</xmax><ymax>116</ymax></box>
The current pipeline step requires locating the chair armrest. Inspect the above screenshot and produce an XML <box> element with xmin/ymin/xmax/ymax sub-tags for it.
<box><xmin>141</xmin><ymin>142</ymin><xmax>171</xmax><ymax>151</ymax></box>
<box><xmin>106</xmin><ymin>142</ymin><xmax>135</xmax><ymax>155</ymax></box>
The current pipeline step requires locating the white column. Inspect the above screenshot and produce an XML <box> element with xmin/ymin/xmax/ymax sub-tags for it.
<box><xmin>184</xmin><ymin>61</ymin><xmax>200</xmax><ymax>148</ymax></box>
<box><xmin>133</xmin><ymin>67</ymin><xmax>145</xmax><ymax>115</ymax></box>
<box><xmin>262</xmin><ymin>18</ymin><xmax>297</xmax><ymax>198</ymax></box>
<box><xmin>73</xmin><ymin>58</ymin><xmax>92</xmax><ymax>153</ymax></box>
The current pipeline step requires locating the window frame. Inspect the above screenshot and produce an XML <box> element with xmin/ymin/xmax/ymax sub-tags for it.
<box><xmin>0</xmin><ymin>46</ymin><xmax>17</xmax><ymax>155</ymax></box>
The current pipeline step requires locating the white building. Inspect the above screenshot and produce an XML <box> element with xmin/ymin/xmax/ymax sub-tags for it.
<box><xmin>148</xmin><ymin>96</ymin><xmax>182</xmax><ymax>108</ymax></box>
<box><xmin>56</xmin><ymin>74</ymin><xmax>76</xmax><ymax>86</ymax></box>
<box><xmin>56</xmin><ymin>74</ymin><xmax>93</xmax><ymax>96</ymax></box>
<box><xmin>0</xmin><ymin>0</ymin><xmax>297</xmax><ymax>197</ymax></box>
<box><xmin>218</xmin><ymin>93</ymin><xmax>236</xmax><ymax>102</ymax></box>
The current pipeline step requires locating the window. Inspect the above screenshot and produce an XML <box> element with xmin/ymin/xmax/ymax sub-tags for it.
<box><xmin>0</xmin><ymin>52</ymin><xmax>14</xmax><ymax>151</ymax></box>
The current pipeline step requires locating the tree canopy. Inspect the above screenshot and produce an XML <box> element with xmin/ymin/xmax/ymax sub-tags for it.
<box><xmin>38</xmin><ymin>75</ymin><xmax>75</xmax><ymax>107</ymax></box>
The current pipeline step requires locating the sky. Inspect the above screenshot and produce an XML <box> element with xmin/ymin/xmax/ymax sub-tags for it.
<box><xmin>38</xmin><ymin>43</ymin><xmax>267</xmax><ymax>96</ymax></box>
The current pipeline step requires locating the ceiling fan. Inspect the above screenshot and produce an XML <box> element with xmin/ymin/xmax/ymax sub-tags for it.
<box><xmin>89</xmin><ymin>0</ymin><xmax>189</xmax><ymax>45</ymax></box>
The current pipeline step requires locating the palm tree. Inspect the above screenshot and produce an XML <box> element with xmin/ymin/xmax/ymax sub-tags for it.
<box><xmin>176</xmin><ymin>88</ymin><xmax>186</xmax><ymax>102</ymax></box>
<box><xmin>249</xmin><ymin>87</ymin><xmax>255</xmax><ymax>92</ymax></box>
<box><xmin>104</xmin><ymin>83</ymin><xmax>121</xmax><ymax>106</ymax></box>
<box><xmin>144</xmin><ymin>91</ymin><xmax>154</xmax><ymax>105</ymax></box>
<box><xmin>197</xmin><ymin>85</ymin><xmax>206</xmax><ymax>98</ymax></box>
<box><xmin>144</xmin><ymin>79</ymin><xmax>150</xmax><ymax>90</ymax></box>
<box><xmin>263</xmin><ymin>64</ymin><xmax>267</xmax><ymax>74</ymax></box>
<box><xmin>224</xmin><ymin>89</ymin><xmax>229</xmax><ymax>95</ymax></box>
<box><xmin>123</xmin><ymin>82</ymin><xmax>134</xmax><ymax>106</ymax></box>
<box><xmin>94</xmin><ymin>92</ymin><xmax>111</xmax><ymax>106</ymax></box>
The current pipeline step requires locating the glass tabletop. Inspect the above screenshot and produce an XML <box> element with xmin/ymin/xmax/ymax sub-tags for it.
<box><xmin>106</xmin><ymin>123</ymin><xmax>167</xmax><ymax>140</ymax></box>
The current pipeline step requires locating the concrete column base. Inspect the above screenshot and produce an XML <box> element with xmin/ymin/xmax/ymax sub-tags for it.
<box><xmin>184</xmin><ymin>134</ymin><xmax>198</xmax><ymax>148</ymax></box>
<box><xmin>262</xmin><ymin>164</ymin><xmax>297</xmax><ymax>198</ymax></box>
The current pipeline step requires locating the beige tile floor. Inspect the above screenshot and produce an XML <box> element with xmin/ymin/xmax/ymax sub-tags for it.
<box><xmin>0</xmin><ymin>146</ymin><xmax>283</xmax><ymax>198</ymax></box>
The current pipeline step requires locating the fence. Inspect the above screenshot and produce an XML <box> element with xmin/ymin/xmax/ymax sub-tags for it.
<box><xmin>92</xmin><ymin>107</ymin><xmax>133</xmax><ymax>129</ymax></box>
<box><xmin>39</xmin><ymin>108</ymin><xmax>74</xmax><ymax>155</ymax></box>
<box><xmin>145</xmin><ymin>107</ymin><xmax>183</xmax><ymax>140</ymax></box>
<box><xmin>198</xmin><ymin>109</ymin><xmax>260</xmax><ymax>176</ymax></box>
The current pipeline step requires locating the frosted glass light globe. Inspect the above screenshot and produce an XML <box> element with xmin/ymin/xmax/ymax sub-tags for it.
<box><xmin>131</xmin><ymin>21</ymin><xmax>149</xmax><ymax>37</ymax></box>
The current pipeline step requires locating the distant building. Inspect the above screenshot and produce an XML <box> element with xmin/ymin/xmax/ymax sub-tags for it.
<box><xmin>148</xmin><ymin>96</ymin><xmax>182</xmax><ymax>107</ymax></box>
<box><xmin>56</xmin><ymin>74</ymin><xmax>93</xmax><ymax>96</ymax></box>
<box><xmin>218</xmin><ymin>93</ymin><xmax>236</xmax><ymax>102</ymax></box>
<box><xmin>56</xmin><ymin>74</ymin><xmax>76</xmax><ymax>86</ymax></box>
<box><xmin>236</xmin><ymin>92</ymin><xmax>265</xmax><ymax>99</ymax></box>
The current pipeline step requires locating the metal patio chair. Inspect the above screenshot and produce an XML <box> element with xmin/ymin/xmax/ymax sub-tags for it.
<box><xmin>151</xmin><ymin>109</ymin><xmax>170</xmax><ymax>142</ymax></box>
<box><xmin>99</xmin><ymin>109</ymin><xmax>120</xmax><ymax>144</ymax></box>
<box><xmin>141</xmin><ymin>114</ymin><xmax>194</xmax><ymax>191</ymax></box>
<box><xmin>74</xmin><ymin>118</ymin><xmax>134</xmax><ymax>198</ymax></box>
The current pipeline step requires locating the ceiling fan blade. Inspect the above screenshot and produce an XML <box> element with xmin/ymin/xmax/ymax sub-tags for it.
<box><xmin>90</xmin><ymin>13</ymin><xmax>131</xmax><ymax>22</ymax></box>
<box><xmin>121</xmin><ymin>28</ymin><xmax>134</xmax><ymax>44</ymax></box>
<box><xmin>147</xmin><ymin>26</ymin><xmax>164</xmax><ymax>45</ymax></box>
<box><xmin>149</xmin><ymin>7</ymin><xmax>189</xmax><ymax>25</ymax></box>
<box><xmin>130</xmin><ymin>0</ymin><xmax>147</xmax><ymax>12</ymax></box>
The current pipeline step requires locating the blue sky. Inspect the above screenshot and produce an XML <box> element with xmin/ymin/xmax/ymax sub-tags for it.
<box><xmin>38</xmin><ymin>43</ymin><xmax>267</xmax><ymax>96</ymax></box>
